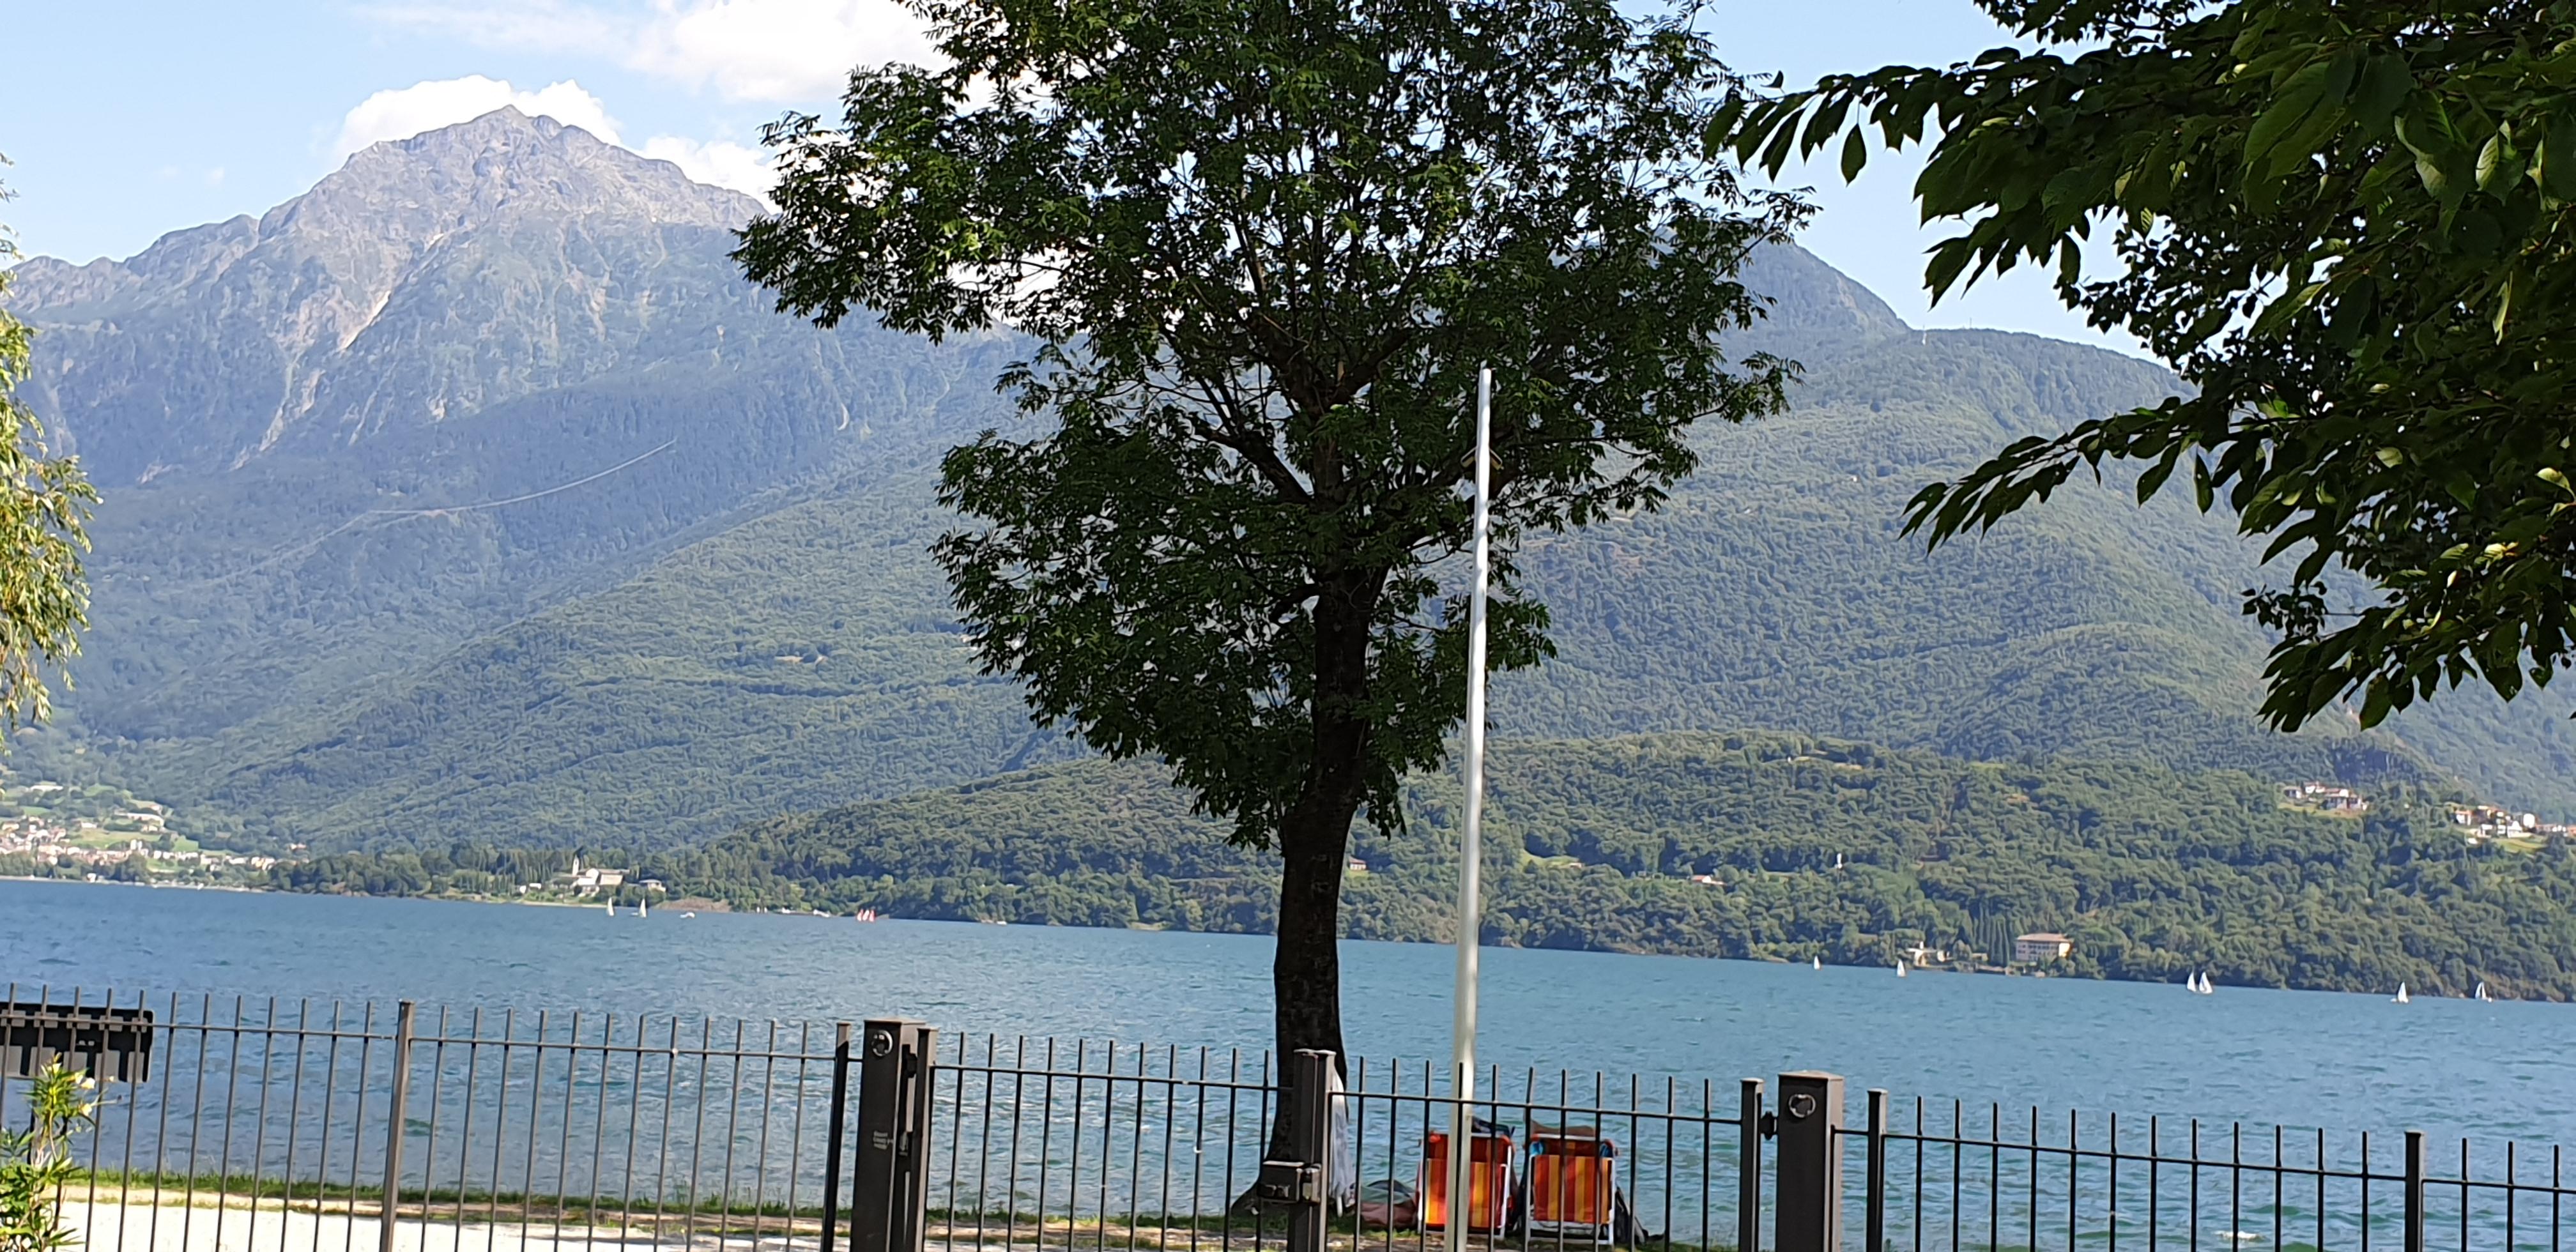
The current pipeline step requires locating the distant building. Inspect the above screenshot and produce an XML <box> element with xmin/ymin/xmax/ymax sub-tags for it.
<box><xmin>2013</xmin><ymin>932</ymin><xmax>2073</xmax><ymax>964</ymax></box>
<box><xmin>562</xmin><ymin>865</ymin><xmax>627</xmax><ymax>895</ymax></box>
<box><xmin>2283</xmin><ymin>782</ymin><xmax>2369</xmax><ymax>813</ymax></box>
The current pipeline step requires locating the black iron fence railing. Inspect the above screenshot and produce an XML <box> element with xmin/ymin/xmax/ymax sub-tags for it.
<box><xmin>917</xmin><ymin>1035</ymin><xmax>1768</xmax><ymax>1252</ymax></box>
<box><xmin>1839</xmin><ymin>1091</ymin><xmax>2576</xmax><ymax>1252</ymax></box>
<box><xmin>1</xmin><ymin>988</ymin><xmax>851</xmax><ymax>1252</ymax></box>
<box><xmin>1</xmin><ymin>985</ymin><xmax>2568</xmax><ymax>1252</ymax></box>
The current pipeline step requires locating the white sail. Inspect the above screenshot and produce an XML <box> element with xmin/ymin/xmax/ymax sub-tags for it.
<box><xmin>1813</xmin><ymin>956</ymin><xmax>1822</xmax><ymax>970</ymax></box>
<box><xmin>2475</xmin><ymin>981</ymin><xmax>2492</xmax><ymax>1002</ymax></box>
<box><xmin>1896</xmin><ymin>959</ymin><xmax>1908</xmax><ymax>978</ymax></box>
<box><xmin>2393</xmin><ymin>982</ymin><xmax>2410</xmax><ymax>1004</ymax></box>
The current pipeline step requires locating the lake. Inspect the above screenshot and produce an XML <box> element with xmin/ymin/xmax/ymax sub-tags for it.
<box><xmin>4</xmin><ymin>878</ymin><xmax>2572</xmax><ymax>1151</ymax></box>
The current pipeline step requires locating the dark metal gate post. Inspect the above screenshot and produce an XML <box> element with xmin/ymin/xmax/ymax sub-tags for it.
<box><xmin>1774</xmin><ymin>1073</ymin><xmax>1846</xmax><ymax>1252</ymax></box>
<box><xmin>2403</xmin><ymin>1129</ymin><xmax>2426</xmax><ymax>1252</ymax></box>
<box><xmin>378</xmin><ymin>1000</ymin><xmax>417</xmax><ymax>1252</ymax></box>
<box><xmin>1863</xmin><ymin>1090</ymin><xmax>1887</xmax><ymax>1252</ymax></box>
<box><xmin>854</xmin><ymin>1018</ymin><xmax>938</xmax><ymax>1252</ymax></box>
<box><xmin>1294</xmin><ymin>1050</ymin><xmax>1335</xmax><ymax>1252</ymax></box>
<box><xmin>822</xmin><ymin>1023</ymin><xmax>855</xmax><ymax>1252</ymax></box>
<box><xmin>1257</xmin><ymin>1050</ymin><xmax>1335</xmax><ymax>1252</ymax></box>
<box><xmin>1740</xmin><ymin>1078</ymin><xmax>1767</xmax><ymax>1252</ymax></box>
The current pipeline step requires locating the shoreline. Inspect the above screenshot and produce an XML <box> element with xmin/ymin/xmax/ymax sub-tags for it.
<box><xmin>0</xmin><ymin>874</ymin><xmax>736</xmax><ymax>913</ymax></box>
<box><xmin>4</xmin><ymin>875</ymin><xmax>2561</xmax><ymax>1005</ymax></box>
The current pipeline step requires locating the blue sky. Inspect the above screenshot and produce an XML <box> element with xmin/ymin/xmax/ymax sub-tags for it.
<box><xmin>0</xmin><ymin>0</ymin><xmax>2129</xmax><ymax>353</ymax></box>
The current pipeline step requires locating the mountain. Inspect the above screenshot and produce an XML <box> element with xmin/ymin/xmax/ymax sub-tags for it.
<box><xmin>8</xmin><ymin>110</ymin><xmax>1029</xmax><ymax>829</ymax></box>
<box><xmin>10</xmin><ymin>107</ymin><xmax>2574</xmax><ymax>848</ymax></box>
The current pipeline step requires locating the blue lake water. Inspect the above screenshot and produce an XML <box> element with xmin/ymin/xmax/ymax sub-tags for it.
<box><xmin>6</xmin><ymin>878</ymin><xmax>2570</xmax><ymax>1154</ymax></box>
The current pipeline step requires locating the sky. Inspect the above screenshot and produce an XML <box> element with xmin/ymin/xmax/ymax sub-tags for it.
<box><xmin>0</xmin><ymin>0</ymin><xmax>2133</xmax><ymax>355</ymax></box>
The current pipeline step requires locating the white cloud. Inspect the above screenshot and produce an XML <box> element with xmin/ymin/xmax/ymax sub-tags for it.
<box><xmin>362</xmin><ymin>0</ymin><xmax>624</xmax><ymax>53</ymax></box>
<box><xmin>332</xmin><ymin>76</ymin><xmax>624</xmax><ymax>156</ymax></box>
<box><xmin>632</xmin><ymin>0</ymin><xmax>935</xmax><ymax>101</ymax></box>
<box><xmin>361</xmin><ymin>0</ymin><xmax>933</xmax><ymax>103</ymax></box>
<box><xmin>636</xmin><ymin>135</ymin><xmax>776</xmax><ymax>199</ymax></box>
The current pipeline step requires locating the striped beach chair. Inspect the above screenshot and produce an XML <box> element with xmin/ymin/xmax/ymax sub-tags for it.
<box><xmin>1523</xmin><ymin>1122</ymin><xmax>1619</xmax><ymax>1242</ymax></box>
<box><xmin>1421</xmin><ymin>1120</ymin><xmax>1514</xmax><ymax>1234</ymax></box>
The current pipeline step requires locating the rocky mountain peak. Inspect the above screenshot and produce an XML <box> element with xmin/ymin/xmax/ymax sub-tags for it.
<box><xmin>286</xmin><ymin>108</ymin><xmax>758</xmax><ymax>242</ymax></box>
<box><xmin>12</xmin><ymin>109</ymin><xmax>781</xmax><ymax>480</ymax></box>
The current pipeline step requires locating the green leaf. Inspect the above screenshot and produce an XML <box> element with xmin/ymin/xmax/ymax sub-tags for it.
<box><xmin>2191</xmin><ymin>457</ymin><xmax>2214</xmax><ymax>512</ymax></box>
<box><xmin>2250</xmin><ymin>281</ymin><xmax>2327</xmax><ymax>339</ymax></box>
<box><xmin>2350</xmin><ymin>55</ymin><xmax>2413</xmax><ymax>134</ymax></box>
<box><xmin>2475</xmin><ymin>133</ymin><xmax>2524</xmax><ymax>192</ymax></box>
<box><xmin>2242</xmin><ymin>59</ymin><xmax>2337</xmax><ymax>177</ymax></box>
<box><xmin>2542</xmin><ymin>116</ymin><xmax>2576</xmax><ymax>199</ymax></box>
<box><xmin>1841</xmin><ymin>126</ymin><xmax>1870</xmax><ymax>181</ymax></box>
<box><xmin>2136</xmin><ymin>447</ymin><xmax>2181</xmax><ymax>502</ymax></box>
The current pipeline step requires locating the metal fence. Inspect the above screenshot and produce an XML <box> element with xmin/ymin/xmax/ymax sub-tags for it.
<box><xmin>1</xmin><ymin>988</ymin><xmax>856</xmax><ymax>1252</ymax></box>
<box><xmin>3</xmin><ymin>986</ymin><xmax>2571</xmax><ymax>1252</ymax></box>
<box><xmin>1839</xmin><ymin>1090</ymin><xmax>2576</xmax><ymax>1252</ymax></box>
<box><xmin>917</xmin><ymin>1034</ymin><xmax>1768</xmax><ymax>1252</ymax></box>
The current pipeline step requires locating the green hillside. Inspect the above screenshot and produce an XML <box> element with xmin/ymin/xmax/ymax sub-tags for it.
<box><xmin>271</xmin><ymin>731</ymin><xmax>2576</xmax><ymax>1001</ymax></box>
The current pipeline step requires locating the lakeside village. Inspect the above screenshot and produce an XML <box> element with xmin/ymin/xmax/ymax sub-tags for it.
<box><xmin>8</xmin><ymin>775</ymin><xmax>2574</xmax><ymax>907</ymax></box>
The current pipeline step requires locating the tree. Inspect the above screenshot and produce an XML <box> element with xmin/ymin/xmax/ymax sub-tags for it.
<box><xmin>0</xmin><ymin>171</ymin><xmax>96</xmax><ymax>732</ymax></box>
<box><xmin>0</xmin><ymin>1061</ymin><xmax>96</xmax><ymax>1252</ymax></box>
<box><xmin>1726</xmin><ymin>0</ymin><xmax>2576</xmax><ymax>731</ymax></box>
<box><xmin>739</xmin><ymin>0</ymin><xmax>1801</xmax><ymax>1071</ymax></box>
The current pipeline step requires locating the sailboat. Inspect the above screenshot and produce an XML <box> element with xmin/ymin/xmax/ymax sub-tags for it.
<box><xmin>1896</xmin><ymin>959</ymin><xmax>1909</xmax><ymax>978</ymax></box>
<box><xmin>604</xmin><ymin>901</ymin><xmax>615</xmax><ymax>917</ymax></box>
<box><xmin>2475</xmin><ymin>981</ymin><xmax>2494</xmax><ymax>1002</ymax></box>
<box><xmin>2393</xmin><ymin>982</ymin><xmax>2411</xmax><ymax>1004</ymax></box>
<box><xmin>2186</xmin><ymin>971</ymin><xmax>2214</xmax><ymax>995</ymax></box>
<box><xmin>1812</xmin><ymin>956</ymin><xmax>1822</xmax><ymax>971</ymax></box>
<box><xmin>638</xmin><ymin>897</ymin><xmax>648</xmax><ymax>919</ymax></box>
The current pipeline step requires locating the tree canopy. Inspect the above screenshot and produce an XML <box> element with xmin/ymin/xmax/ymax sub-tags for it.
<box><xmin>0</xmin><ymin>172</ymin><xmax>95</xmax><ymax>732</ymax></box>
<box><xmin>1727</xmin><ymin>0</ymin><xmax>2576</xmax><ymax>732</ymax></box>
<box><xmin>738</xmin><ymin>0</ymin><xmax>1802</xmax><ymax>1065</ymax></box>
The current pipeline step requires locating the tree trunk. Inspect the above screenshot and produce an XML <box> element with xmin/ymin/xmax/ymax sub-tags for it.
<box><xmin>1274</xmin><ymin>781</ymin><xmax>1361</xmax><ymax>1065</ymax></box>
<box><xmin>1243</xmin><ymin>566</ymin><xmax>1381</xmax><ymax>1189</ymax></box>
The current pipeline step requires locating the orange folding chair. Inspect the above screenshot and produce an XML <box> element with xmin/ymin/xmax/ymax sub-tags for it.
<box><xmin>1421</xmin><ymin>1121</ymin><xmax>1514</xmax><ymax>1234</ymax></box>
<box><xmin>1524</xmin><ymin>1123</ymin><xmax>1618</xmax><ymax>1242</ymax></box>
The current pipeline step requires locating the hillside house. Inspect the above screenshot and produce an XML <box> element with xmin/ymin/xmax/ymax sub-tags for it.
<box><xmin>2013</xmin><ymin>932</ymin><xmax>2073</xmax><ymax>964</ymax></box>
<box><xmin>2283</xmin><ymin>782</ymin><xmax>2369</xmax><ymax>813</ymax></box>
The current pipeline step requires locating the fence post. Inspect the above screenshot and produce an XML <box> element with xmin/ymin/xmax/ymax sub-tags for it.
<box><xmin>1864</xmin><ymin>1090</ymin><xmax>1887</xmax><ymax>1252</ymax></box>
<box><xmin>854</xmin><ymin>1018</ymin><xmax>937</xmax><ymax>1252</ymax></box>
<box><xmin>378</xmin><ymin>1000</ymin><xmax>417</xmax><ymax>1252</ymax></box>
<box><xmin>1774</xmin><ymin>1073</ymin><xmax>1846</xmax><ymax>1252</ymax></box>
<box><xmin>2404</xmin><ymin>1129</ymin><xmax>2426</xmax><ymax>1252</ymax></box>
<box><xmin>1257</xmin><ymin>1050</ymin><xmax>1335</xmax><ymax>1252</ymax></box>
<box><xmin>1740</xmin><ymin>1078</ymin><xmax>1766</xmax><ymax>1252</ymax></box>
<box><xmin>822</xmin><ymin>1022</ymin><xmax>854</xmax><ymax>1252</ymax></box>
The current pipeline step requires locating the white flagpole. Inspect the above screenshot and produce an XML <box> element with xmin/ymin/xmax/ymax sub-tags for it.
<box><xmin>1446</xmin><ymin>365</ymin><xmax>1493</xmax><ymax>1252</ymax></box>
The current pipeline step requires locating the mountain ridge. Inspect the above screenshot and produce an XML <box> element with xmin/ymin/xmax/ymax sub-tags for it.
<box><xmin>10</xmin><ymin>107</ymin><xmax>2574</xmax><ymax>848</ymax></box>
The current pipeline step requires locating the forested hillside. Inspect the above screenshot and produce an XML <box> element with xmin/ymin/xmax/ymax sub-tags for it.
<box><xmin>268</xmin><ymin>731</ymin><xmax>2576</xmax><ymax>1000</ymax></box>
<box><xmin>13</xmin><ymin>109</ymin><xmax>2576</xmax><ymax>848</ymax></box>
